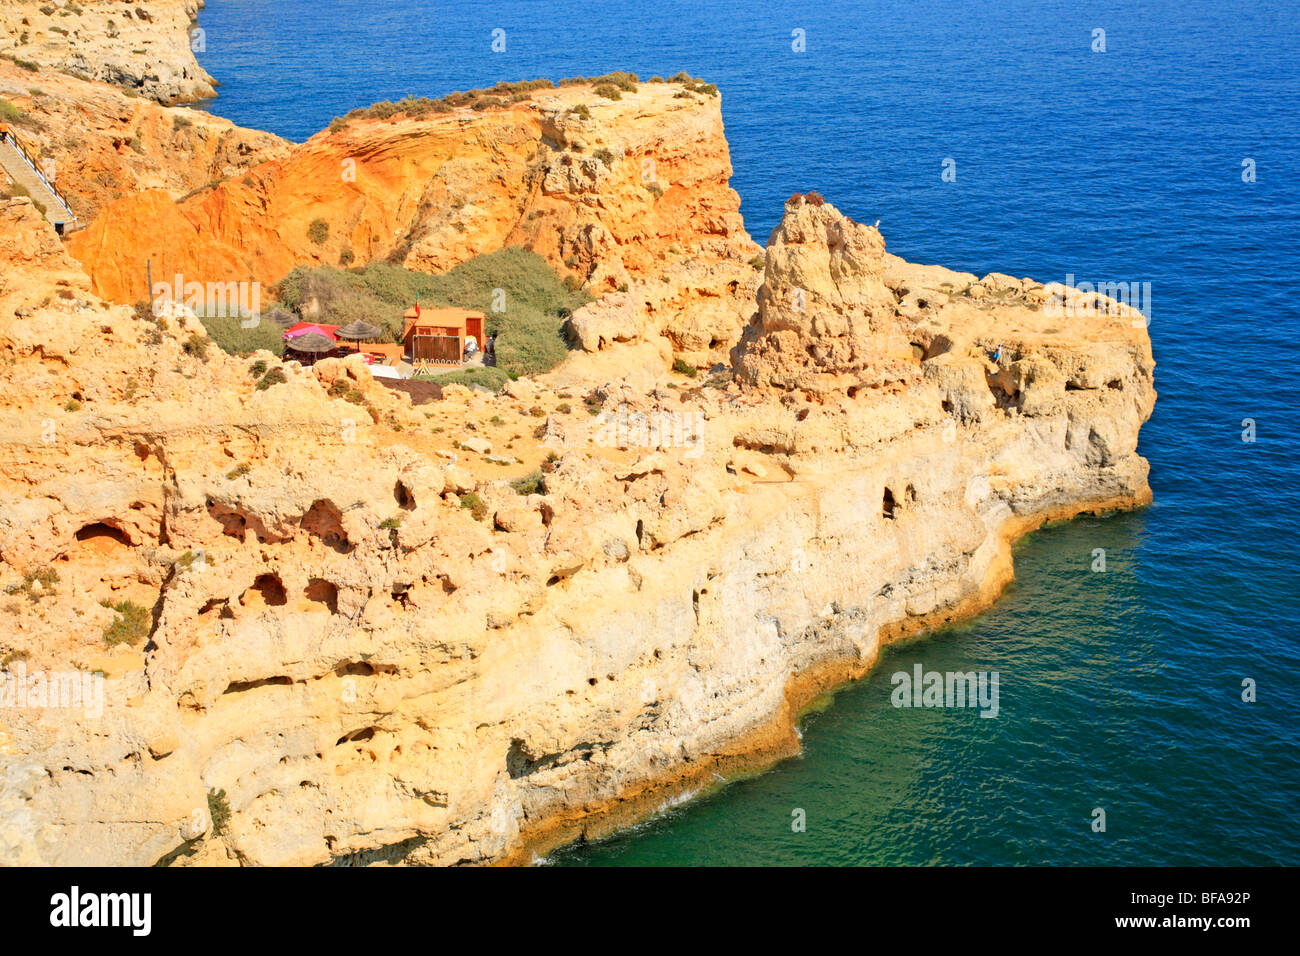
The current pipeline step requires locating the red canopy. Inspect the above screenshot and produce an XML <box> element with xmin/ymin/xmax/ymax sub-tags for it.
<box><xmin>284</xmin><ymin>322</ymin><xmax>340</xmax><ymax>340</ymax></box>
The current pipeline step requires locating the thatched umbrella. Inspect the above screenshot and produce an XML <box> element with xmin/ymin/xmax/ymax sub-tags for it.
<box><xmin>335</xmin><ymin>319</ymin><xmax>382</xmax><ymax>353</ymax></box>
<box><xmin>268</xmin><ymin>307</ymin><xmax>297</xmax><ymax>329</ymax></box>
<box><xmin>285</xmin><ymin>331</ymin><xmax>337</xmax><ymax>365</ymax></box>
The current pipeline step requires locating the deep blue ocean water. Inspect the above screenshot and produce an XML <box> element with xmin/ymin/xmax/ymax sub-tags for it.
<box><xmin>195</xmin><ymin>0</ymin><xmax>1299</xmax><ymax>865</ymax></box>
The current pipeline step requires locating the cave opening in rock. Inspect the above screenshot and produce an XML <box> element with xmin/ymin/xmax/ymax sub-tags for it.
<box><xmin>198</xmin><ymin>597</ymin><xmax>226</xmax><ymax>616</ymax></box>
<box><xmin>883</xmin><ymin>487</ymin><xmax>897</xmax><ymax>520</ymax></box>
<box><xmin>305</xmin><ymin>578</ymin><xmax>338</xmax><ymax>613</ymax></box>
<box><xmin>336</xmin><ymin>726</ymin><xmax>376</xmax><ymax>746</ymax></box>
<box><xmin>74</xmin><ymin>521</ymin><xmax>132</xmax><ymax>547</ymax></box>
<box><xmin>301</xmin><ymin>499</ymin><xmax>352</xmax><ymax>554</ymax></box>
<box><xmin>394</xmin><ymin>480</ymin><xmax>415</xmax><ymax>511</ymax></box>
<box><xmin>243</xmin><ymin>572</ymin><xmax>287</xmax><ymax>608</ymax></box>
<box><xmin>986</xmin><ymin>375</ymin><xmax>1022</xmax><ymax>411</ymax></box>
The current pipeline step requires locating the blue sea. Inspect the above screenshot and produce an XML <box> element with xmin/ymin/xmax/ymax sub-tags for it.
<box><xmin>195</xmin><ymin>0</ymin><xmax>1300</xmax><ymax>865</ymax></box>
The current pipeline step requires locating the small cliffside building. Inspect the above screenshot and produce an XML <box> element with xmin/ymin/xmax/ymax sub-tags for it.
<box><xmin>402</xmin><ymin>305</ymin><xmax>485</xmax><ymax>369</ymax></box>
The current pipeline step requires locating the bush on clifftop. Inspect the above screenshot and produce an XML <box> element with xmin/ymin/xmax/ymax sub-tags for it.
<box><xmin>276</xmin><ymin>247</ymin><xmax>589</xmax><ymax>382</ymax></box>
<box><xmin>198</xmin><ymin>315</ymin><xmax>285</xmax><ymax>358</ymax></box>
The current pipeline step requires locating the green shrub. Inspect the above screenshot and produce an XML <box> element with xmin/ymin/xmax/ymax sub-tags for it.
<box><xmin>459</xmin><ymin>492</ymin><xmax>487</xmax><ymax>521</ymax></box>
<box><xmin>592</xmin><ymin>71</ymin><xmax>638</xmax><ymax>92</ymax></box>
<box><xmin>424</xmin><ymin>366</ymin><xmax>510</xmax><ymax>390</ymax></box>
<box><xmin>173</xmin><ymin>551</ymin><xmax>214</xmax><ymax>573</ymax></box>
<box><xmin>3</xmin><ymin>55</ymin><xmax>39</xmax><ymax>73</ymax></box>
<box><xmin>255</xmin><ymin>367</ymin><xmax>287</xmax><ymax>390</ymax></box>
<box><xmin>510</xmin><ymin>470</ymin><xmax>545</xmax><ymax>496</ymax></box>
<box><xmin>199</xmin><ymin>315</ymin><xmax>285</xmax><ymax>357</ymax></box>
<box><xmin>207</xmin><ymin>788</ymin><xmax>231</xmax><ymax>836</ymax></box>
<box><xmin>182</xmin><ymin>333</ymin><xmax>210</xmax><ymax>360</ymax></box>
<box><xmin>672</xmin><ymin>358</ymin><xmax>698</xmax><ymax>378</ymax></box>
<box><xmin>338</xmin><ymin>79</ymin><xmax>554</xmax><ymax>125</ymax></box>
<box><xmin>327</xmin><ymin>378</ymin><xmax>368</xmax><ymax>406</ymax></box>
<box><xmin>172</xmin><ymin>114</ymin><xmax>192</xmax><ymax>131</ymax></box>
<box><xmin>665</xmin><ymin>74</ymin><xmax>718</xmax><ymax>97</ymax></box>
<box><xmin>307</xmin><ymin>218</ymin><xmax>330</xmax><ymax>245</ymax></box>
<box><xmin>379</xmin><ymin>515</ymin><xmax>402</xmax><ymax>545</ymax></box>
<box><xmin>102</xmin><ymin>600</ymin><xmax>150</xmax><ymax>647</ymax></box>
<box><xmin>593</xmin><ymin>83</ymin><xmax>622</xmax><ymax>101</ymax></box>
<box><xmin>0</xmin><ymin>98</ymin><xmax>40</xmax><ymax>131</ymax></box>
<box><xmin>6</xmin><ymin>567</ymin><xmax>58</xmax><ymax>603</ymax></box>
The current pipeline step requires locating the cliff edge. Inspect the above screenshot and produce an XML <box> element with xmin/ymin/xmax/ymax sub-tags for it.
<box><xmin>0</xmin><ymin>0</ymin><xmax>215</xmax><ymax>104</ymax></box>
<box><xmin>0</xmin><ymin>161</ymin><xmax>1154</xmax><ymax>863</ymax></box>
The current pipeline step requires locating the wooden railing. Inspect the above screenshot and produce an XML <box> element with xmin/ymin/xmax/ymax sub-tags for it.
<box><xmin>0</xmin><ymin>125</ymin><xmax>79</xmax><ymax>229</ymax></box>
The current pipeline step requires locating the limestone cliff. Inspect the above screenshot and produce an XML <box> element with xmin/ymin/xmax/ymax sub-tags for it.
<box><xmin>65</xmin><ymin>79</ymin><xmax>759</xmax><ymax>342</ymax></box>
<box><xmin>0</xmin><ymin>175</ymin><xmax>1154</xmax><ymax>865</ymax></box>
<box><xmin>0</xmin><ymin>56</ymin><xmax>289</xmax><ymax>223</ymax></box>
<box><xmin>0</xmin><ymin>0</ymin><xmax>215</xmax><ymax>104</ymax></box>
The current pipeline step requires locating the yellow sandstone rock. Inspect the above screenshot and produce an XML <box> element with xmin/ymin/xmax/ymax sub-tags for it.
<box><xmin>0</xmin><ymin>78</ymin><xmax>1154</xmax><ymax>867</ymax></box>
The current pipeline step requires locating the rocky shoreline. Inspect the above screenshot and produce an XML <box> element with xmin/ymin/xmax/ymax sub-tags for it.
<box><xmin>0</xmin><ymin>29</ymin><xmax>1154</xmax><ymax>865</ymax></box>
<box><xmin>499</xmin><ymin>487</ymin><xmax>1149</xmax><ymax>866</ymax></box>
<box><xmin>1</xmin><ymin>1</ymin><xmax>215</xmax><ymax>105</ymax></box>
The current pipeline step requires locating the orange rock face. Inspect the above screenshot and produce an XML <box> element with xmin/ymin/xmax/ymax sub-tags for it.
<box><xmin>0</xmin><ymin>58</ymin><xmax>289</xmax><ymax>223</ymax></box>
<box><xmin>66</xmin><ymin>82</ymin><xmax>757</xmax><ymax>305</ymax></box>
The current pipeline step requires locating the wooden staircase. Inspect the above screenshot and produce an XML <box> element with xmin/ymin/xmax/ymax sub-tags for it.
<box><xmin>0</xmin><ymin>125</ymin><xmax>78</xmax><ymax>234</ymax></box>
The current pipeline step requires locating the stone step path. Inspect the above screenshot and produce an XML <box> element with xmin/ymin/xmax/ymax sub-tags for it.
<box><xmin>0</xmin><ymin>134</ymin><xmax>77</xmax><ymax>231</ymax></box>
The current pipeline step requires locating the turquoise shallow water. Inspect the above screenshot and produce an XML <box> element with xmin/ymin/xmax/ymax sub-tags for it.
<box><xmin>194</xmin><ymin>0</ymin><xmax>1300</xmax><ymax>865</ymax></box>
<box><xmin>549</xmin><ymin>513</ymin><xmax>1298</xmax><ymax>866</ymax></box>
